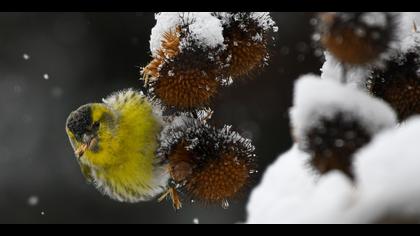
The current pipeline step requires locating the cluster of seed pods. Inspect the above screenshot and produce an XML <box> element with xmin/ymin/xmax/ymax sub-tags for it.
<box><xmin>294</xmin><ymin>12</ymin><xmax>419</xmax><ymax>180</ymax></box>
<box><xmin>140</xmin><ymin>12</ymin><xmax>277</xmax><ymax>209</ymax></box>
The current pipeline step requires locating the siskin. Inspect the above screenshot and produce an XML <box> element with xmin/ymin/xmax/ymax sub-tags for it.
<box><xmin>65</xmin><ymin>89</ymin><xmax>169</xmax><ymax>203</ymax></box>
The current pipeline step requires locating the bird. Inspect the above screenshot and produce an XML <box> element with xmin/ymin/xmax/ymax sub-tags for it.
<box><xmin>65</xmin><ymin>89</ymin><xmax>169</xmax><ymax>203</ymax></box>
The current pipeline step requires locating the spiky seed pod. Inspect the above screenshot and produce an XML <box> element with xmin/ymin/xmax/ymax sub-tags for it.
<box><xmin>143</xmin><ymin>13</ymin><xmax>225</xmax><ymax>112</ymax></box>
<box><xmin>148</xmin><ymin>48</ymin><xmax>220</xmax><ymax>111</ymax></box>
<box><xmin>303</xmin><ymin>113</ymin><xmax>372</xmax><ymax>179</ymax></box>
<box><xmin>213</xmin><ymin>12</ymin><xmax>277</xmax><ymax>80</ymax></box>
<box><xmin>143</xmin><ymin>28</ymin><xmax>181</xmax><ymax>80</ymax></box>
<box><xmin>316</xmin><ymin>12</ymin><xmax>398</xmax><ymax>66</ymax></box>
<box><xmin>368</xmin><ymin>50</ymin><xmax>420</xmax><ymax>121</ymax></box>
<box><xmin>290</xmin><ymin>76</ymin><xmax>398</xmax><ymax>180</ymax></box>
<box><xmin>158</xmin><ymin>122</ymin><xmax>256</xmax><ymax>207</ymax></box>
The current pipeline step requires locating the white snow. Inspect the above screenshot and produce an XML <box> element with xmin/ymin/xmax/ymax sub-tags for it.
<box><xmin>399</xmin><ymin>30</ymin><xmax>420</xmax><ymax>53</ymax></box>
<box><xmin>149</xmin><ymin>12</ymin><xmax>224</xmax><ymax>57</ymax></box>
<box><xmin>320</xmin><ymin>52</ymin><xmax>371</xmax><ymax>90</ymax></box>
<box><xmin>247</xmin><ymin>146</ymin><xmax>315</xmax><ymax>224</ymax></box>
<box><xmin>348</xmin><ymin>117</ymin><xmax>420</xmax><ymax>223</ymax></box>
<box><xmin>290</xmin><ymin>75</ymin><xmax>397</xmax><ymax>144</ymax></box>
<box><xmin>215</xmin><ymin>12</ymin><xmax>277</xmax><ymax>32</ymax></box>
<box><xmin>157</xmin><ymin>113</ymin><xmax>196</xmax><ymax>151</ymax></box>
<box><xmin>398</xmin><ymin>12</ymin><xmax>420</xmax><ymax>41</ymax></box>
<box><xmin>247</xmin><ymin>117</ymin><xmax>420</xmax><ymax>224</ymax></box>
<box><xmin>149</xmin><ymin>12</ymin><xmax>180</xmax><ymax>56</ymax></box>
<box><xmin>186</xmin><ymin>13</ymin><xmax>224</xmax><ymax>49</ymax></box>
<box><xmin>360</xmin><ymin>12</ymin><xmax>387</xmax><ymax>29</ymax></box>
<box><xmin>22</xmin><ymin>53</ymin><xmax>30</xmax><ymax>60</ymax></box>
<box><xmin>247</xmin><ymin>146</ymin><xmax>356</xmax><ymax>224</ymax></box>
<box><xmin>27</xmin><ymin>196</ymin><xmax>39</xmax><ymax>206</ymax></box>
<box><xmin>249</xmin><ymin>12</ymin><xmax>277</xmax><ymax>32</ymax></box>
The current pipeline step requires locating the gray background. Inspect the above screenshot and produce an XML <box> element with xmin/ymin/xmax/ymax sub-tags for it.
<box><xmin>0</xmin><ymin>12</ymin><xmax>322</xmax><ymax>224</ymax></box>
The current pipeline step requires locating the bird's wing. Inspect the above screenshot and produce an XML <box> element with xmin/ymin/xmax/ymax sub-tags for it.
<box><xmin>78</xmin><ymin>160</ymin><xmax>94</xmax><ymax>184</ymax></box>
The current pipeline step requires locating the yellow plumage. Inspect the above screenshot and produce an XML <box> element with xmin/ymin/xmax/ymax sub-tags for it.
<box><xmin>66</xmin><ymin>89</ymin><xmax>169</xmax><ymax>202</ymax></box>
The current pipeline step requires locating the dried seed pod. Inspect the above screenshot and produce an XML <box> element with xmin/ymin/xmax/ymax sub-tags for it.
<box><xmin>148</xmin><ymin>48</ymin><xmax>221</xmax><ymax>111</ymax></box>
<box><xmin>143</xmin><ymin>12</ymin><xmax>225</xmax><ymax>111</ymax></box>
<box><xmin>304</xmin><ymin>113</ymin><xmax>372</xmax><ymax>179</ymax></box>
<box><xmin>213</xmin><ymin>12</ymin><xmax>277</xmax><ymax>80</ymax></box>
<box><xmin>158</xmin><ymin>122</ymin><xmax>257</xmax><ymax>207</ymax></box>
<box><xmin>367</xmin><ymin>39</ymin><xmax>420</xmax><ymax>121</ymax></box>
<box><xmin>143</xmin><ymin>28</ymin><xmax>181</xmax><ymax>81</ymax></box>
<box><xmin>316</xmin><ymin>12</ymin><xmax>398</xmax><ymax>66</ymax></box>
<box><xmin>290</xmin><ymin>75</ymin><xmax>397</xmax><ymax>179</ymax></box>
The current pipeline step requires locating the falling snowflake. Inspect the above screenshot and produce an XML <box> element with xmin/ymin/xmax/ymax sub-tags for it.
<box><xmin>22</xmin><ymin>53</ymin><xmax>30</xmax><ymax>60</ymax></box>
<box><xmin>27</xmin><ymin>196</ymin><xmax>39</xmax><ymax>206</ymax></box>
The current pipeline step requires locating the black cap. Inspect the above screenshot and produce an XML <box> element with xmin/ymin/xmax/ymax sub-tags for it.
<box><xmin>66</xmin><ymin>105</ymin><xmax>92</xmax><ymax>141</ymax></box>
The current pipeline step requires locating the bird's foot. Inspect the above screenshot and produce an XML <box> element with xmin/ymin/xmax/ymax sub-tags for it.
<box><xmin>158</xmin><ymin>187</ymin><xmax>182</xmax><ymax>210</ymax></box>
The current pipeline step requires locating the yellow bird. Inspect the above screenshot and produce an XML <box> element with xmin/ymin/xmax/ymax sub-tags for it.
<box><xmin>65</xmin><ymin>89</ymin><xmax>169</xmax><ymax>202</ymax></box>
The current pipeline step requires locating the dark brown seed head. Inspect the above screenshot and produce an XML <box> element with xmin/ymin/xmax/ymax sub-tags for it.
<box><xmin>143</xmin><ymin>19</ymin><xmax>224</xmax><ymax>112</ymax></box>
<box><xmin>214</xmin><ymin>12</ymin><xmax>276</xmax><ymax>79</ymax></box>
<box><xmin>368</xmin><ymin>51</ymin><xmax>420</xmax><ymax>121</ymax></box>
<box><xmin>159</xmin><ymin>122</ymin><xmax>257</xmax><ymax>206</ymax></box>
<box><xmin>184</xmin><ymin>151</ymin><xmax>250</xmax><ymax>204</ymax></box>
<box><xmin>303</xmin><ymin>113</ymin><xmax>372</xmax><ymax>179</ymax></box>
<box><xmin>148</xmin><ymin>49</ymin><xmax>220</xmax><ymax>111</ymax></box>
<box><xmin>317</xmin><ymin>12</ymin><xmax>398</xmax><ymax>66</ymax></box>
<box><xmin>142</xmin><ymin>28</ymin><xmax>181</xmax><ymax>79</ymax></box>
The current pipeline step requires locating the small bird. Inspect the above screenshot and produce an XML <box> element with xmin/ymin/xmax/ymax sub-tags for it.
<box><xmin>65</xmin><ymin>89</ymin><xmax>169</xmax><ymax>203</ymax></box>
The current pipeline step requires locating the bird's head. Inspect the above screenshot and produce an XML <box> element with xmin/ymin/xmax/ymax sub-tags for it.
<box><xmin>66</xmin><ymin>103</ymin><xmax>116</xmax><ymax>160</ymax></box>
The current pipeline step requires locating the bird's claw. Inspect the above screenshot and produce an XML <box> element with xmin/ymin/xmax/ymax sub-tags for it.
<box><xmin>158</xmin><ymin>187</ymin><xmax>182</xmax><ymax>210</ymax></box>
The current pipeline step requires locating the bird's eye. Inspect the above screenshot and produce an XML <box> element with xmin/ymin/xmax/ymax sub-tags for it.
<box><xmin>92</xmin><ymin>122</ymin><xmax>100</xmax><ymax>129</ymax></box>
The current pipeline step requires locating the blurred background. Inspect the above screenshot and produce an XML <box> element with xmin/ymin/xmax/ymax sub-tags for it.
<box><xmin>0</xmin><ymin>12</ymin><xmax>322</xmax><ymax>224</ymax></box>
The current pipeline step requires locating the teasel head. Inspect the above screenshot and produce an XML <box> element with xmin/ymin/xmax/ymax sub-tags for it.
<box><xmin>303</xmin><ymin>113</ymin><xmax>374</xmax><ymax>179</ymax></box>
<box><xmin>367</xmin><ymin>35</ymin><xmax>420</xmax><ymax>122</ymax></box>
<box><xmin>290</xmin><ymin>75</ymin><xmax>397</xmax><ymax>179</ymax></box>
<box><xmin>316</xmin><ymin>12</ymin><xmax>399</xmax><ymax>67</ymax></box>
<box><xmin>142</xmin><ymin>12</ymin><xmax>225</xmax><ymax>112</ymax></box>
<box><xmin>213</xmin><ymin>12</ymin><xmax>277</xmax><ymax>80</ymax></box>
<box><xmin>158</xmin><ymin>121</ymin><xmax>257</xmax><ymax>207</ymax></box>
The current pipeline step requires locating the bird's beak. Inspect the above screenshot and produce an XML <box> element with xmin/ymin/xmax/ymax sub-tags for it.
<box><xmin>75</xmin><ymin>144</ymin><xmax>88</xmax><ymax>159</ymax></box>
<box><xmin>75</xmin><ymin>135</ymin><xmax>98</xmax><ymax>158</ymax></box>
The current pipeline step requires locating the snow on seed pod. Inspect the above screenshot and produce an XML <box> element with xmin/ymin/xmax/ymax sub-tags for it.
<box><xmin>316</xmin><ymin>12</ymin><xmax>399</xmax><ymax>67</ymax></box>
<box><xmin>158</xmin><ymin>120</ymin><xmax>257</xmax><ymax>207</ymax></box>
<box><xmin>367</xmin><ymin>32</ymin><xmax>420</xmax><ymax>122</ymax></box>
<box><xmin>142</xmin><ymin>12</ymin><xmax>225</xmax><ymax>112</ymax></box>
<box><xmin>290</xmin><ymin>75</ymin><xmax>397</xmax><ymax>179</ymax></box>
<box><xmin>213</xmin><ymin>12</ymin><xmax>277</xmax><ymax>80</ymax></box>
